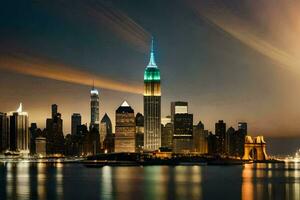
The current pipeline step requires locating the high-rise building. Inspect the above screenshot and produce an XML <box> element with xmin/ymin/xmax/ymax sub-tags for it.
<box><xmin>46</xmin><ymin>104</ymin><xmax>65</xmax><ymax>155</ymax></box>
<box><xmin>171</xmin><ymin>102</ymin><xmax>188</xmax><ymax>123</ymax></box>
<box><xmin>215</xmin><ymin>120</ymin><xmax>226</xmax><ymax>155</ymax></box>
<box><xmin>0</xmin><ymin>112</ymin><xmax>9</xmax><ymax>153</ymax></box>
<box><xmin>8</xmin><ymin>103</ymin><xmax>29</xmax><ymax>154</ymax></box>
<box><xmin>226</xmin><ymin>127</ymin><xmax>236</xmax><ymax>155</ymax></box>
<box><xmin>52</xmin><ymin>104</ymin><xmax>58</xmax><ymax>118</ymax></box>
<box><xmin>135</xmin><ymin>113</ymin><xmax>144</xmax><ymax>152</ymax></box>
<box><xmin>29</xmin><ymin>123</ymin><xmax>38</xmax><ymax>155</ymax></box>
<box><xmin>193</xmin><ymin>121</ymin><xmax>208</xmax><ymax>154</ymax></box>
<box><xmin>144</xmin><ymin>38</ymin><xmax>161</xmax><ymax>151</ymax></box>
<box><xmin>237</xmin><ymin>122</ymin><xmax>247</xmax><ymax>157</ymax></box>
<box><xmin>172</xmin><ymin>102</ymin><xmax>193</xmax><ymax>153</ymax></box>
<box><xmin>100</xmin><ymin>113</ymin><xmax>112</xmax><ymax>149</ymax></box>
<box><xmin>90</xmin><ymin>85</ymin><xmax>99</xmax><ymax>131</ymax></box>
<box><xmin>161</xmin><ymin>122</ymin><xmax>173</xmax><ymax>149</ymax></box>
<box><xmin>71</xmin><ymin>113</ymin><xmax>81</xmax><ymax>135</ymax></box>
<box><xmin>115</xmin><ymin>101</ymin><xmax>136</xmax><ymax>153</ymax></box>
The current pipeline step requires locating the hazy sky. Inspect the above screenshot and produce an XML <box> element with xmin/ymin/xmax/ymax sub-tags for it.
<box><xmin>0</xmin><ymin>0</ymin><xmax>300</xmax><ymax>137</ymax></box>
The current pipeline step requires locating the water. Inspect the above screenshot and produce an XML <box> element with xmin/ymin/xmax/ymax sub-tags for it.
<box><xmin>0</xmin><ymin>162</ymin><xmax>300</xmax><ymax>200</ymax></box>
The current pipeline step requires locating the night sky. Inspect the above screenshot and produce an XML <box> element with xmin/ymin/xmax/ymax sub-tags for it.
<box><xmin>1</xmin><ymin>0</ymin><xmax>300</xmax><ymax>138</ymax></box>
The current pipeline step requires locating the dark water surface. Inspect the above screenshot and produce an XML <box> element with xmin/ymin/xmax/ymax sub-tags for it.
<box><xmin>0</xmin><ymin>162</ymin><xmax>300</xmax><ymax>200</ymax></box>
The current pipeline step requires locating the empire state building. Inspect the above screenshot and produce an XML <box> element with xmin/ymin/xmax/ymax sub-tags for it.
<box><xmin>144</xmin><ymin>38</ymin><xmax>161</xmax><ymax>151</ymax></box>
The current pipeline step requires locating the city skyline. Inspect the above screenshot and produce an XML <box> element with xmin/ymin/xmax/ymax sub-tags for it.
<box><xmin>1</xmin><ymin>0</ymin><xmax>300</xmax><ymax>137</ymax></box>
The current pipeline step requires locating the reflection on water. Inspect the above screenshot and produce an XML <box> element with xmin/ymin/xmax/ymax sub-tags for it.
<box><xmin>0</xmin><ymin>162</ymin><xmax>300</xmax><ymax>199</ymax></box>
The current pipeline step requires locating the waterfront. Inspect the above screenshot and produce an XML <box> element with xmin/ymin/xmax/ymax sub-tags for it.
<box><xmin>0</xmin><ymin>162</ymin><xmax>299</xmax><ymax>200</ymax></box>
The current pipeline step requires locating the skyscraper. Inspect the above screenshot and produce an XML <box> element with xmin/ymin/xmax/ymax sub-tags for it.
<box><xmin>215</xmin><ymin>120</ymin><xmax>226</xmax><ymax>155</ymax></box>
<box><xmin>71</xmin><ymin>113</ymin><xmax>81</xmax><ymax>135</ymax></box>
<box><xmin>237</xmin><ymin>122</ymin><xmax>247</xmax><ymax>157</ymax></box>
<box><xmin>115</xmin><ymin>101</ymin><xmax>136</xmax><ymax>153</ymax></box>
<box><xmin>144</xmin><ymin>38</ymin><xmax>161</xmax><ymax>151</ymax></box>
<box><xmin>90</xmin><ymin>84</ymin><xmax>99</xmax><ymax>131</ymax></box>
<box><xmin>100</xmin><ymin>113</ymin><xmax>112</xmax><ymax>149</ymax></box>
<box><xmin>135</xmin><ymin>113</ymin><xmax>144</xmax><ymax>152</ymax></box>
<box><xmin>0</xmin><ymin>112</ymin><xmax>9</xmax><ymax>153</ymax></box>
<box><xmin>172</xmin><ymin>102</ymin><xmax>193</xmax><ymax>153</ymax></box>
<box><xmin>8</xmin><ymin>103</ymin><xmax>29</xmax><ymax>154</ymax></box>
<box><xmin>171</xmin><ymin>102</ymin><xmax>188</xmax><ymax>123</ymax></box>
<box><xmin>46</xmin><ymin>104</ymin><xmax>65</xmax><ymax>155</ymax></box>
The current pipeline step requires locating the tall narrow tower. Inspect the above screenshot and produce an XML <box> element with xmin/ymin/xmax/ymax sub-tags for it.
<box><xmin>144</xmin><ymin>38</ymin><xmax>161</xmax><ymax>151</ymax></box>
<box><xmin>90</xmin><ymin>83</ymin><xmax>99</xmax><ymax>131</ymax></box>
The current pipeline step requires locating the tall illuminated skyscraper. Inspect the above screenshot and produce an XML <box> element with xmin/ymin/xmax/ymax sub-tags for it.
<box><xmin>90</xmin><ymin>84</ymin><xmax>99</xmax><ymax>131</ymax></box>
<box><xmin>8</xmin><ymin>103</ymin><xmax>29</xmax><ymax>154</ymax></box>
<box><xmin>144</xmin><ymin>38</ymin><xmax>161</xmax><ymax>151</ymax></box>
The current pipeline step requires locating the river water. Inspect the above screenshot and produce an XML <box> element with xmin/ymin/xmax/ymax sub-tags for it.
<box><xmin>0</xmin><ymin>162</ymin><xmax>299</xmax><ymax>200</ymax></box>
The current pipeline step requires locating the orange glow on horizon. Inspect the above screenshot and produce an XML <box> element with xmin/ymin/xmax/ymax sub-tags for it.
<box><xmin>0</xmin><ymin>54</ymin><xmax>143</xmax><ymax>94</ymax></box>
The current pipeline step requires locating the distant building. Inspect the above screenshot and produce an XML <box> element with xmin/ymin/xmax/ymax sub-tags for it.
<box><xmin>226</xmin><ymin>127</ymin><xmax>236</xmax><ymax>156</ymax></box>
<box><xmin>193</xmin><ymin>121</ymin><xmax>208</xmax><ymax>154</ymax></box>
<box><xmin>161</xmin><ymin>122</ymin><xmax>173</xmax><ymax>149</ymax></box>
<box><xmin>236</xmin><ymin>122</ymin><xmax>247</xmax><ymax>157</ymax></box>
<box><xmin>29</xmin><ymin>123</ymin><xmax>38</xmax><ymax>155</ymax></box>
<box><xmin>207</xmin><ymin>132</ymin><xmax>217</xmax><ymax>155</ymax></box>
<box><xmin>100</xmin><ymin>113</ymin><xmax>112</xmax><ymax>149</ymax></box>
<box><xmin>35</xmin><ymin>136</ymin><xmax>46</xmax><ymax>157</ymax></box>
<box><xmin>71</xmin><ymin>113</ymin><xmax>81</xmax><ymax>135</ymax></box>
<box><xmin>172</xmin><ymin>102</ymin><xmax>193</xmax><ymax>153</ymax></box>
<box><xmin>46</xmin><ymin>104</ymin><xmax>65</xmax><ymax>155</ymax></box>
<box><xmin>83</xmin><ymin>127</ymin><xmax>100</xmax><ymax>156</ymax></box>
<box><xmin>0</xmin><ymin>112</ymin><xmax>9</xmax><ymax>153</ymax></box>
<box><xmin>144</xmin><ymin>38</ymin><xmax>161</xmax><ymax>151</ymax></box>
<box><xmin>90</xmin><ymin>85</ymin><xmax>99</xmax><ymax>131</ymax></box>
<box><xmin>100</xmin><ymin>113</ymin><xmax>114</xmax><ymax>153</ymax></box>
<box><xmin>215</xmin><ymin>120</ymin><xmax>226</xmax><ymax>155</ymax></box>
<box><xmin>135</xmin><ymin>113</ymin><xmax>144</xmax><ymax>152</ymax></box>
<box><xmin>8</xmin><ymin>103</ymin><xmax>29</xmax><ymax>154</ymax></box>
<box><xmin>115</xmin><ymin>101</ymin><xmax>136</xmax><ymax>153</ymax></box>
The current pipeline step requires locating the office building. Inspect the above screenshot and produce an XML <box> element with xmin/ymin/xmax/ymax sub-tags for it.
<box><xmin>215</xmin><ymin>120</ymin><xmax>226</xmax><ymax>155</ymax></box>
<box><xmin>100</xmin><ymin>113</ymin><xmax>113</xmax><ymax>150</ymax></box>
<box><xmin>135</xmin><ymin>113</ymin><xmax>144</xmax><ymax>152</ymax></box>
<box><xmin>46</xmin><ymin>104</ymin><xmax>65</xmax><ymax>155</ymax></box>
<box><xmin>172</xmin><ymin>102</ymin><xmax>193</xmax><ymax>153</ymax></box>
<box><xmin>115</xmin><ymin>101</ymin><xmax>136</xmax><ymax>152</ymax></box>
<box><xmin>193</xmin><ymin>121</ymin><xmax>208</xmax><ymax>154</ymax></box>
<box><xmin>161</xmin><ymin>122</ymin><xmax>173</xmax><ymax>149</ymax></box>
<box><xmin>71</xmin><ymin>113</ymin><xmax>81</xmax><ymax>135</ymax></box>
<box><xmin>35</xmin><ymin>136</ymin><xmax>46</xmax><ymax>157</ymax></box>
<box><xmin>0</xmin><ymin>112</ymin><xmax>9</xmax><ymax>153</ymax></box>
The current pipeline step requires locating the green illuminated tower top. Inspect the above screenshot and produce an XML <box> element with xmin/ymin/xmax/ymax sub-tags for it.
<box><xmin>144</xmin><ymin>37</ymin><xmax>160</xmax><ymax>82</ymax></box>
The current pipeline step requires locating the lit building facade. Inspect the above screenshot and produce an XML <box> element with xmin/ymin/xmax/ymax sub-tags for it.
<box><xmin>71</xmin><ymin>113</ymin><xmax>81</xmax><ymax>135</ymax></box>
<box><xmin>144</xmin><ymin>38</ymin><xmax>161</xmax><ymax>151</ymax></box>
<box><xmin>90</xmin><ymin>85</ymin><xmax>99</xmax><ymax>131</ymax></box>
<box><xmin>100</xmin><ymin>113</ymin><xmax>113</xmax><ymax>150</ymax></box>
<box><xmin>8</xmin><ymin>103</ymin><xmax>29</xmax><ymax>154</ymax></box>
<box><xmin>115</xmin><ymin>101</ymin><xmax>136</xmax><ymax>152</ymax></box>
<box><xmin>193</xmin><ymin>121</ymin><xmax>208</xmax><ymax>154</ymax></box>
<box><xmin>172</xmin><ymin>102</ymin><xmax>193</xmax><ymax>153</ymax></box>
